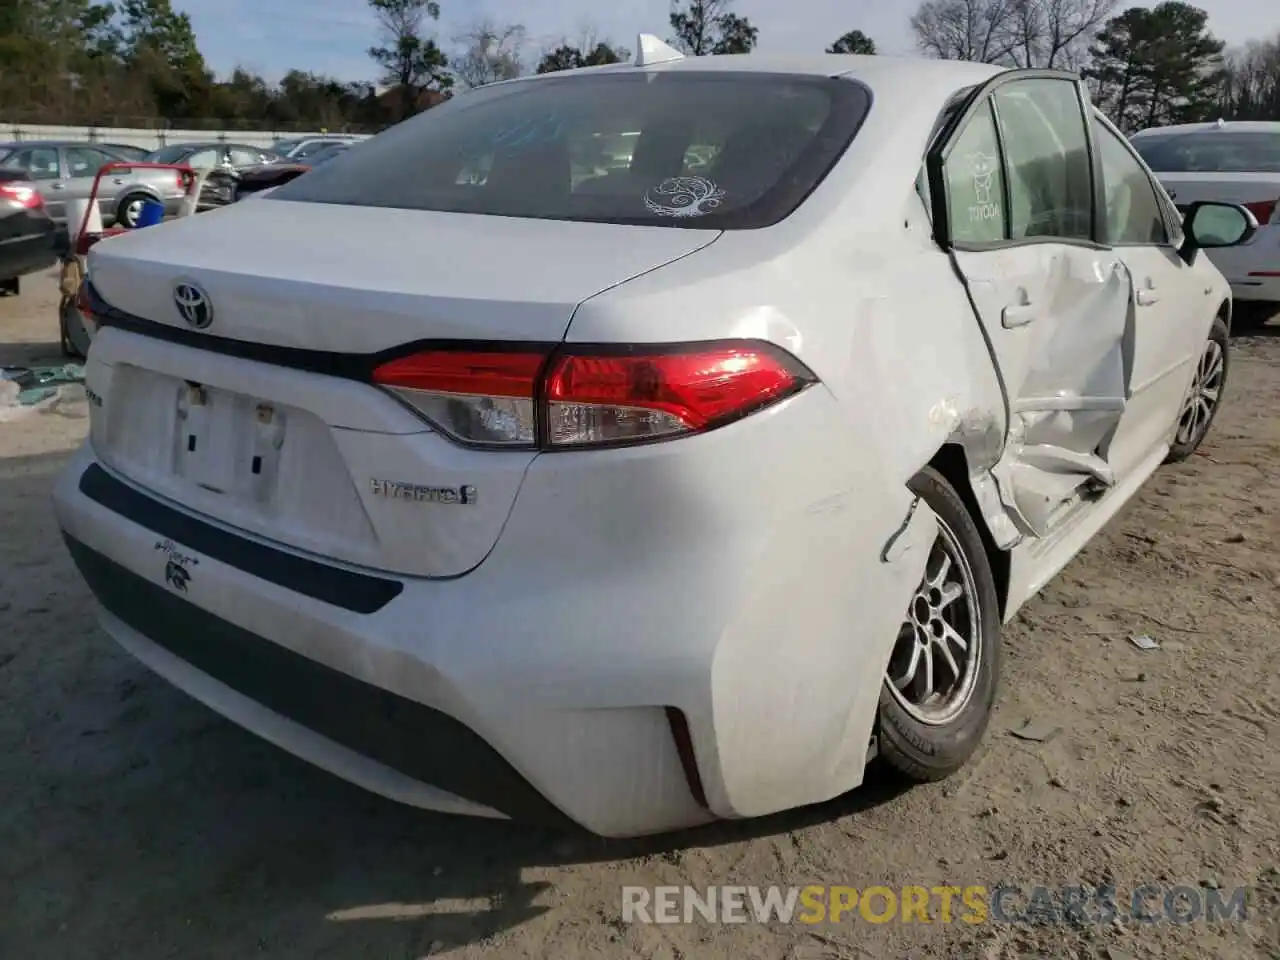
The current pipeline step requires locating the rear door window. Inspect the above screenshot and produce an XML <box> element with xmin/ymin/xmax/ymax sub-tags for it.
<box><xmin>992</xmin><ymin>78</ymin><xmax>1094</xmax><ymax>242</ymax></box>
<box><xmin>268</xmin><ymin>72</ymin><xmax>872</xmax><ymax>229</ymax></box>
<box><xmin>1</xmin><ymin>147</ymin><xmax>60</xmax><ymax>180</ymax></box>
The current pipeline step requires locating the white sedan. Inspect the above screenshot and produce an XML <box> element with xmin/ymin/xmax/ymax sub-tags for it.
<box><xmin>54</xmin><ymin>39</ymin><xmax>1257</xmax><ymax>837</ymax></box>
<box><xmin>1131</xmin><ymin>120</ymin><xmax>1280</xmax><ymax>329</ymax></box>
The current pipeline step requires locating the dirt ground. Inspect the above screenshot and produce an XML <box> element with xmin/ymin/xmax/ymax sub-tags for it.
<box><xmin>1</xmin><ymin>270</ymin><xmax>1277</xmax><ymax>960</ymax></box>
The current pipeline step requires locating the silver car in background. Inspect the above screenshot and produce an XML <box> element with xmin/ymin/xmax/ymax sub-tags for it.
<box><xmin>0</xmin><ymin>140</ymin><xmax>189</xmax><ymax>228</ymax></box>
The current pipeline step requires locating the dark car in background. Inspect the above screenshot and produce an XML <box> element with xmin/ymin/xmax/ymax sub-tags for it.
<box><xmin>143</xmin><ymin>142</ymin><xmax>288</xmax><ymax>172</ymax></box>
<box><xmin>271</xmin><ymin>135</ymin><xmax>364</xmax><ymax>161</ymax></box>
<box><xmin>197</xmin><ymin>141</ymin><xmax>355</xmax><ymax>209</ymax></box>
<box><xmin>0</xmin><ymin>170</ymin><xmax>58</xmax><ymax>296</ymax></box>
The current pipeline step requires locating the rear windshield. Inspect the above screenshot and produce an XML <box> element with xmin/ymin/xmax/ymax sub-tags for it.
<box><xmin>1132</xmin><ymin>130</ymin><xmax>1280</xmax><ymax>173</ymax></box>
<box><xmin>267</xmin><ymin>71</ymin><xmax>871</xmax><ymax>229</ymax></box>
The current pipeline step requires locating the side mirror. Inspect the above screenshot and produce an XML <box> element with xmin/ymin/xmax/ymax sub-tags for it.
<box><xmin>1180</xmin><ymin>201</ymin><xmax>1258</xmax><ymax>263</ymax></box>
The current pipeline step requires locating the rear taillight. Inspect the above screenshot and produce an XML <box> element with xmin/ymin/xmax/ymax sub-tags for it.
<box><xmin>372</xmin><ymin>350</ymin><xmax>543</xmax><ymax>447</ymax></box>
<box><xmin>371</xmin><ymin>340</ymin><xmax>816</xmax><ymax>450</ymax></box>
<box><xmin>1243</xmin><ymin>198</ymin><xmax>1279</xmax><ymax>225</ymax></box>
<box><xmin>0</xmin><ymin>182</ymin><xmax>41</xmax><ymax>209</ymax></box>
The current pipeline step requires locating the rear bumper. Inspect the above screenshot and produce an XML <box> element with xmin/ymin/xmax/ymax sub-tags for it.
<box><xmin>1208</xmin><ymin>228</ymin><xmax>1280</xmax><ymax>303</ymax></box>
<box><xmin>54</xmin><ymin>382</ymin><xmax>929</xmax><ymax>836</ymax></box>
<box><xmin>0</xmin><ymin>230</ymin><xmax>57</xmax><ymax>281</ymax></box>
<box><xmin>1226</xmin><ymin>275</ymin><xmax>1280</xmax><ymax>303</ymax></box>
<box><xmin>63</xmin><ymin>533</ymin><xmax>561</xmax><ymax>824</ymax></box>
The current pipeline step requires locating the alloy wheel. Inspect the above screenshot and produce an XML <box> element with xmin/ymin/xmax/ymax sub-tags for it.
<box><xmin>1175</xmin><ymin>338</ymin><xmax>1224</xmax><ymax>448</ymax></box>
<box><xmin>885</xmin><ymin>517</ymin><xmax>984</xmax><ymax>726</ymax></box>
<box><xmin>122</xmin><ymin>198</ymin><xmax>145</xmax><ymax>227</ymax></box>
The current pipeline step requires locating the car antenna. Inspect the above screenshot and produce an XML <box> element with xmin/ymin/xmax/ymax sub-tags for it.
<box><xmin>634</xmin><ymin>33</ymin><xmax>685</xmax><ymax>66</ymax></box>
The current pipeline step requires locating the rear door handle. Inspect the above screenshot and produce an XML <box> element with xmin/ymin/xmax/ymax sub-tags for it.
<box><xmin>49</xmin><ymin>182</ymin><xmax>66</xmax><ymax>190</ymax></box>
<box><xmin>1136</xmin><ymin>288</ymin><xmax>1159</xmax><ymax>306</ymax></box>
<box><xmin>1002</xmin><ymin>302</ymin><xmax>1036</xmax><ymax>328</ymax></box>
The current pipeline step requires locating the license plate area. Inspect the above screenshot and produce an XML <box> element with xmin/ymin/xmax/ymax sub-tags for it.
<box><xmin>175</xmin><ymin>382</ymin><xmax>285</xmax><ymax>503</ymax></box>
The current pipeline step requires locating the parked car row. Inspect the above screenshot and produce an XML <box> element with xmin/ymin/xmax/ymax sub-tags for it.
<box><xmin>0</xmin><ymin>134</ymin><xmax>366</xmax><ymax>299</ymax></box>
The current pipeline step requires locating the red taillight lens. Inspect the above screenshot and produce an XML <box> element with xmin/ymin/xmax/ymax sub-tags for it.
<box><xmin>1243</xmin><ymin>199</ymin><xmax>1278</xmax><ymax>225</ymax></box>
<box><xmin>0</xmin><ymin>182</ymin><xmax>41</xmax><ymax>209</ymax></box>
<box><xmin>544</xmin><ymin>343</ymin><xmax>812</xmax><ymax>447</ymax></box>
<box><xmin>371</xmin><ymin>341</ymin><xmax>816</xmax><ymax>450</ymax></box>
<box><xmin>373</xmin><ymin>350</ymin><xmax>546</xmax><ymax>447</ymax></box>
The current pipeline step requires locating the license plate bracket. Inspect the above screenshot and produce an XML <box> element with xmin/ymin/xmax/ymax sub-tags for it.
<box><xmin>173</xmin><ymin>382</ymin><xmax>285</xmax><ymax>502</ymax></box>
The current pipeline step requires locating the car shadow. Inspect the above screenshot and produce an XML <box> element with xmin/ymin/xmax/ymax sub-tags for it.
<box><xmin>1231</xmin><ymin>304</ymin><xmax>1280</xmax><ymax>337</ymax></box>
<box><xmin>0</xmin><ymin>338</ymin><xmax>69</xmax><ymax>368</ymax></box>
<box><xmin>0</xmin><ymin>448</ymin><xmax>913</xmax><ymax>958</ymax></box>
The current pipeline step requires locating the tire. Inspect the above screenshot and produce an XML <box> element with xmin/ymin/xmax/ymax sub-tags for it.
<box><xmin>1230</xmin><ymin>302</ymin><xmax>1276</xmax><ymax>332</ymax></box>
<box><xmin>876</xmin><ymin>467</ymin><xmax>1002</xmax><ymax>782</ymax></box>
<box><xmin>0</xmin><ymin>276</ymin><xmax>18</xmax><ymax>296</ymax></box>
<box><xmin>59</xmin><ymin>294</ymin><xmax>91</xmax><ymax>359</ymax></box>
<box><xmin>115</xmin><ymin>192</ymin><xmax>152</xmax><ymax>228</ymax></box>
<box><xmin>1165</xmin><ymin>316</ymin><xmax>1229</xmax><ymax>464</ymax></box>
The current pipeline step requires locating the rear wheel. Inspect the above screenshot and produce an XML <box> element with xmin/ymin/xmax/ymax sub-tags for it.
<box><xmin>116</xmin><ymin>192</ymin><xmax>151</xmax><ymax>228</ymax></box>
<box><xmin>1166</xmin><ymin>316</ymin><xmax>1228</xmax><ymax>463</ymax></box>
<box><xmin>877</xmin><ymin>467</ymin><xmax>1001</xmax><ymax>781</ymax></box>
<box><xmin>0</xmin><ymin>277</ymin><xmax>18</xmax><ymax>296</ymax></box>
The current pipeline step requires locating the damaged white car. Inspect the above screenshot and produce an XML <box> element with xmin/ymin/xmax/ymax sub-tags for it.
<box><xmin>55</xmin><ymin>39</ymin><xmax>1257</xmax><ymax>837</ymax></box>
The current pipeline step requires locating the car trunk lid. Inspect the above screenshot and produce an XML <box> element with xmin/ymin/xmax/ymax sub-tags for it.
<box><xmin>1154</xmin><ymin>171</ymin><xmax>1280</xmax><ymax>223</ymax></box>
<box><xmin>85</xmin><ymin>201</ymin><xmax>719</xmax><ymax>578</ymax></box>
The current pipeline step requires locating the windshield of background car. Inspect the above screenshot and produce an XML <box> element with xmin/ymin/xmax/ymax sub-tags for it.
<box><xmin>1132</xmin><ymin>131</ymin><xmax>1280</xmax><ymax>173</ymax></box>
<box><xmin>268</xmin><ymin>71</ymin><xmax>872</xmax><ymax>229</ymax></box>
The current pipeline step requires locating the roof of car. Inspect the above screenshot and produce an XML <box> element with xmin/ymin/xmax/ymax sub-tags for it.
<box><xmin>1132</xmin><ymin>120</ymin><xmax>1280</xmax><ymax>138</ymax></box>
<box><xmin>0</xmin><ymin>139</ymin><xmax>101</xmax><ymax>148</ymax></box>
<box><xmin>488</xmin><ymin>52</ymin><xmax>1007</xmax><ymax>106</ymax></box>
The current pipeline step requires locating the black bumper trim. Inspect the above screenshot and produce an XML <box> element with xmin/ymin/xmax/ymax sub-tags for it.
<box><xmin>79</xmin><ymin>463</ymin><xmax>402</xmax><ymax>615</ymax></box>
<box><xmin>64</xmin><ymin>535</ymin><xmax>570</xmax><ymax>826</ymax></box>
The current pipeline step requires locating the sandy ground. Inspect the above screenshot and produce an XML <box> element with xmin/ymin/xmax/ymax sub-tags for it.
<box><xmin>1</xmin><ymin>270</ymin><xmax>1277</xmax><ymax>960</ymax></box>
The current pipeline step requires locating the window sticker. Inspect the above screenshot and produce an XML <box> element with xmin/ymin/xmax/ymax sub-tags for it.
<box><xmin>643</xmin><ymin>177</ymin><xmax>726</xmax><ymax>218</ymax></box>
<box><xmin>968</xmin><ymin>151</ymin><xmax>1001</xmax><ymax>225</ymax></box>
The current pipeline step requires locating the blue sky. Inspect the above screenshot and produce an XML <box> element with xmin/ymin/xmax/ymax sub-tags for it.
<box><xmin>181</xmin><ymin>0</ymin><xmax>1273</xmax><ymax>83</ymax></box>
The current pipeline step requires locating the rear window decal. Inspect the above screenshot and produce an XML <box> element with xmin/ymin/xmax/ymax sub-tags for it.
<box><xmin>643</xmin><ymin>177</ymin><xmax>726</xmax><ymax>217</ymax></box>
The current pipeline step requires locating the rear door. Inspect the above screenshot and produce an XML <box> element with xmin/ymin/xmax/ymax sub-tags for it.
<box><xmin>1090</xmin><ymin>114</ymin><xmax>1211</xmax><ymax>476</ymax></box>
<box><xmin>926</xmin><ymin>70</ymin><xmax>1134</xmax><ymax>538</ymax></box>
<box><xmin>63</xmin><ymin>145</ymin><xmax>125</xmax><ymax>212</ymax></box>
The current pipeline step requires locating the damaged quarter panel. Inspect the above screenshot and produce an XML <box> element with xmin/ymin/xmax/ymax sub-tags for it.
<box><xmin>560</xmin><ymin>95</ymin><xmax>1004</xmax><ymax>816</ymax></box>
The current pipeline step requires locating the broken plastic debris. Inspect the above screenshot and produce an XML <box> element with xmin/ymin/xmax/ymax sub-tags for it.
<box><xmin>1010</xmin><ymin>719</ymin><xmax>1061</xmax><ymax>743</ymax></box>
<box><xmin>1129</xmin><ymin>633</ymin><xmax>1160</xmax><ymax>651</ymax></box>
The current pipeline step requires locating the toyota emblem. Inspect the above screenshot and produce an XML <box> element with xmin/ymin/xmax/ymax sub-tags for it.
<box><xmin>174</xmin><ymin>282</ymin><xmax>213</xmax><ymax>329</ymax></box>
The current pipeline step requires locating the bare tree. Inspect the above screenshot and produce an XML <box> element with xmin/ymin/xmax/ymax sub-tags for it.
<box><xmin>911</xmin><ymin>0</ymin><xmax>1115</xmax><ymax>69</ymax></box>
<box><xmin>669</xmin><ymin>0</ymin><xmax>758</xmax><ymax>56</ymax></box>
<box><xmin>453</xmin><ymin>19</ymin><xmax>527</xmax><ymax>89</ymax></box>
<box><xmin>911</xmin><ymin>0</ymin><xmax>1021</xmax><ymax>63</ymax></box>
<box><xmin>1007</xmin><ymin>0</ymin><xmax>1116</xmax><ymax>70</ymax></box>
<box><xmin>1219</xmin><ymin>34</ymin><xmax>1280</xmax><ymax>120</ymax></box>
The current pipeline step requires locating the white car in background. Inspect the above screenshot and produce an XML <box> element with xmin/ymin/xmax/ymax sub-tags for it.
<box><xmin>55</xmin><ymin>42</ymin><xmax>1258</xmax><ymax>838</ymax></box>
<box><xmin>1131</xmin><ymin>120</ymin><xmax>1280</xmax><ymax>328</ymax></box>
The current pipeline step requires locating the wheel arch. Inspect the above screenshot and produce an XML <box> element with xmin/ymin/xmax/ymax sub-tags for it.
<box><xmin>925</xmin><ymin>443</ymin><xmax>1011</xmax><ymax>620</ymax></box>
<box><xmin>1217</xmin><ymin>298</ymin><xmax>1232</xmax><ymax>334</ymax></box>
